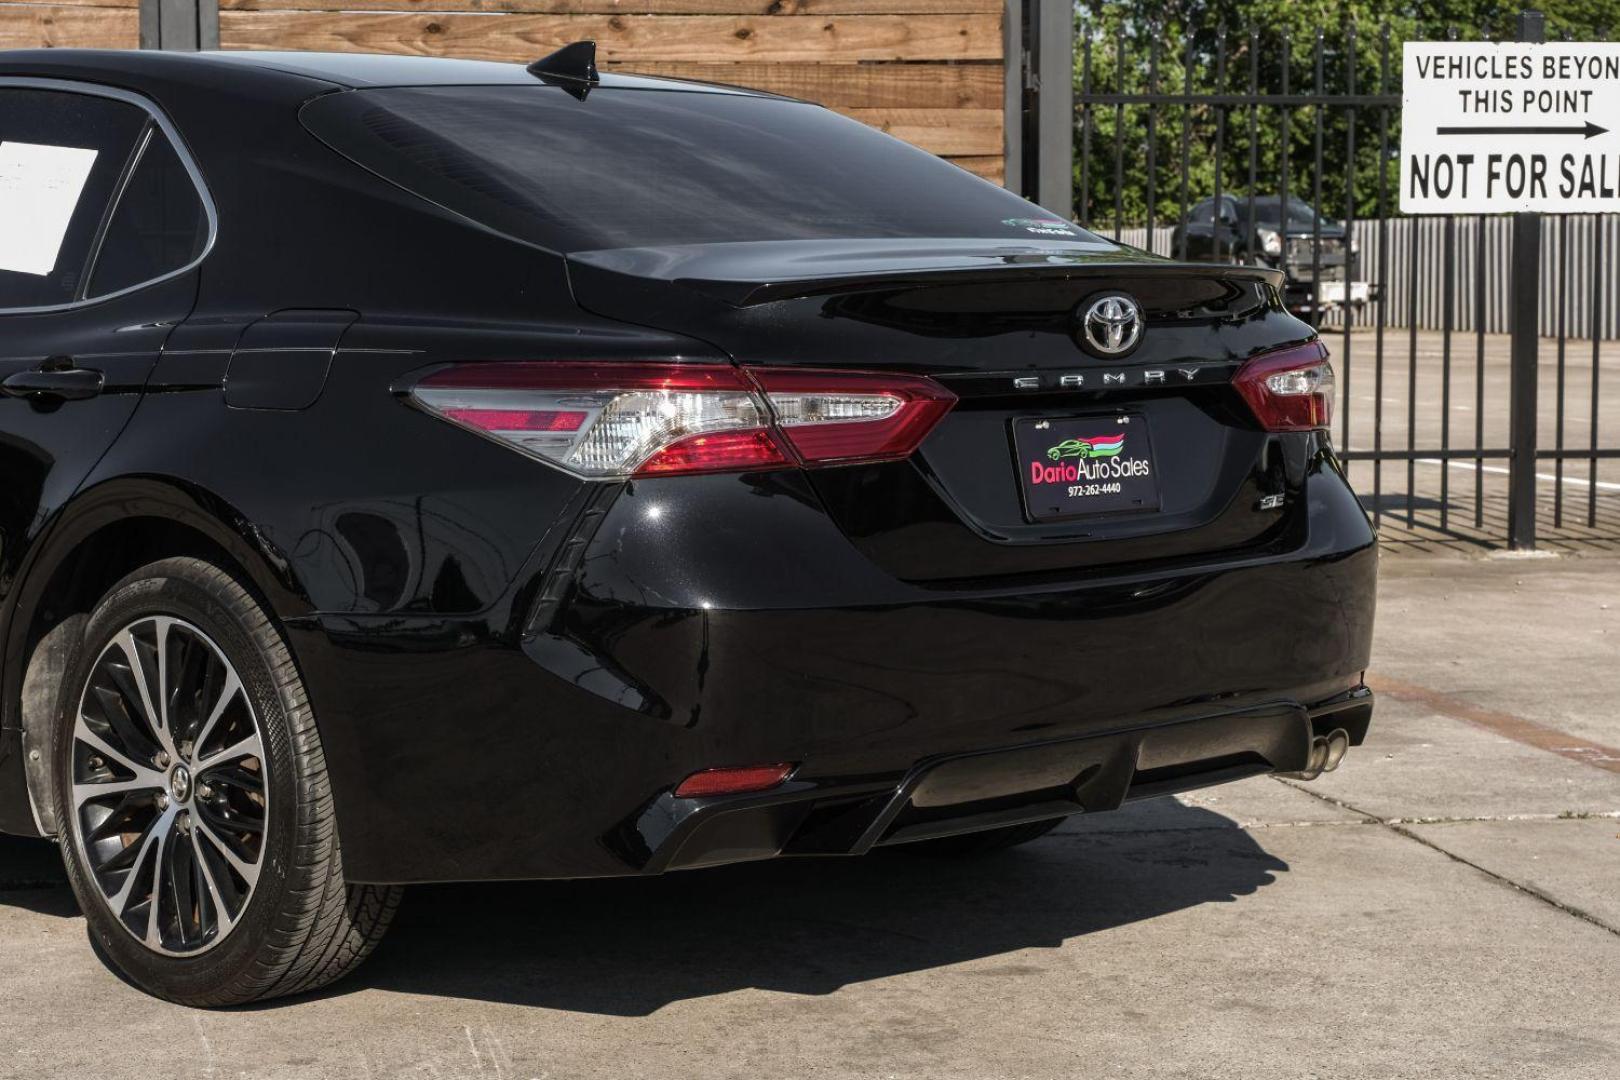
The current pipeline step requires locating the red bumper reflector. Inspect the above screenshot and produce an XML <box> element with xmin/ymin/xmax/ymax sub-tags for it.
<box><xmin>674</xmin><ymin>763</ymin><xmax>795</xmax><ymax>799</ymax></box>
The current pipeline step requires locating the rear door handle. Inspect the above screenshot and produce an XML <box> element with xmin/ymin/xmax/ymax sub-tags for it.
<box><xmin>2</xmin><ymin>363</ymin><xmax>104</xmax><ymax>402</ymax></box>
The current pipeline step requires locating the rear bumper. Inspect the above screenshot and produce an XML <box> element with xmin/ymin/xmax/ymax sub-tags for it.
<box><xmin>625</xmin><ymin>688</ymin><xmax>1374</xmax><ymax>872</ymax></box>
<box><xmin>295</xmin><ymin>457</ymin><xmax>1377</xmax><ymax>884</ymax></box>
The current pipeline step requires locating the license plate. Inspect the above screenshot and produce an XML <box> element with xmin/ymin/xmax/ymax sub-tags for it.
<box><xmin>1014</xmin><ymin>414</ymin><xmax>1161</xmax><ymax>520</ymax></box>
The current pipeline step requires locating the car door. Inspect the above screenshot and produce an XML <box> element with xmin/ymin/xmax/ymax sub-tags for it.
<box><xmin>1177</xmin><ymin>198</ymin><xmax>1215</xmax><ymax>260</ymax></box>
<box><xmin>1180</xmin><ymin>197</ymin><xmax>1244</xmax><ymax>263</ymax></box>
<box><xmin>0</xmin><ymin>81</ymin><xmax>211</xmax><ymax>639</ymax></box>
<box><xmin>1209</xmin><ymin>197</ymin><xmax>1245</xmax><ymax>262</ymax></box>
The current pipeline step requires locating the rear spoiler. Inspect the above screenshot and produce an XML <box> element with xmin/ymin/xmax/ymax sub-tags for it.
<box><xmin>568</xmin><ymin>243</ymin><xmax>1286</xmax><ymax>307</ymax></box>
<box><xmin>685</xmin><ymin>262</ymin><xmax>1288</xmax><ymax>307</ymax></box>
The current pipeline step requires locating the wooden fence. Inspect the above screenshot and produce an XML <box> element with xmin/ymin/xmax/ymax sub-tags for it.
<box><xmin>0</xmin><ymin>0</ymin><xmax>138</xmax><ymax>49</ymax></box>
<box><xmin>0</xmin><ymin>2</ymin><xmax>1008</xmax><ymax>181</ymax></box>
<box><xmin>215</xmin><ymin>0</ymin><xmax>1009</xmax><ymax>183</ymax></box>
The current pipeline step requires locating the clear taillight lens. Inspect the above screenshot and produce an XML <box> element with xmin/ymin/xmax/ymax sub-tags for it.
<box><xmin>409</xmin><ymin>362</ymin><xmax>955</xmax><ymax>479</ymax></box>
<box><xmin>1233</xmin><ymin>342</ymin><xmax>1335</xmax><ymax>432</ymax></box>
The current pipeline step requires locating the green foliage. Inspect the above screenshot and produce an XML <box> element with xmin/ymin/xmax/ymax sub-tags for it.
<box><xmin>1071</xmin><ymin>1</ymin><xmax>1620</xmax><ymax>228</ymax></box>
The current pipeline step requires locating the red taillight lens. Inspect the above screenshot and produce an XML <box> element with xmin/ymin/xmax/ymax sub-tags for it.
<box><xmin>439</xmin><ymin>407</ymin><xmax>587</xmax><ymax>433</ymax></box>
<box><xmin>418</xmin><ymin>362</ymin><xmax>747</xmax><ymax>393</ymax></box>
<box><xmin>1232</xmin><ymin>341</ymin><xmax>1336</xmax><ymax>432</ymax></box>
<box><xmin>410</xmin><ymin>362</ymin><xmax>955</xmax><ymax>479</ymax></box>
<box><xmin>673</xmin><ymin>763</ymin><xmax>795</xmax><ymax>799</ymax></box>
<box><xmin>637</xmin><ymin>429</ymin><xmax>789</xmax><ymax>475</ymax></box>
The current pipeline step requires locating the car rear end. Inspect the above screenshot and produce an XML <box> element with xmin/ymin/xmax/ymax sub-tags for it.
<box><xmin>300</xmin><ymin>75</ymin><xmax>1376</xmax><ymax>878</ymax></box>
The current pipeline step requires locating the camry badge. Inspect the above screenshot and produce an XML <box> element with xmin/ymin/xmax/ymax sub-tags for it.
<box><xmin>1078</xmin><ymin>293</ymin><xmax>1144</xmax><ymax>357</ymax></box>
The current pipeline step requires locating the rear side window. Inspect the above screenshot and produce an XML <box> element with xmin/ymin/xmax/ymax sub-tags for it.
<box><xmin>87</xmin><ymin>129</ymin><xmax>209</xmax><ymax>299</ymax></box>
<box><xmin>301</xmin><ymin>85</ymin><xmax>1103</xmax><ymax>253</ymax></box>
<box><xmin>0</xmin><ymin>88</ymin><xmax>148</xmax><ymax>310</ymax></box>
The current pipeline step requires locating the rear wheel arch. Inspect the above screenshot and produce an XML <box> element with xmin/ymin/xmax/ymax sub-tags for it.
<box><xmin>4</xmin><ymin>478</ymin><xmax>318</xmax><ymax>837</ymax></box>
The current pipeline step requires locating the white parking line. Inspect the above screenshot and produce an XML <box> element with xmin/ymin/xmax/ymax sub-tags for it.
<box><xmin>1414</xmin><ymin>457</ymin><xmax>1620</xmax><ymax>492</ymax></box>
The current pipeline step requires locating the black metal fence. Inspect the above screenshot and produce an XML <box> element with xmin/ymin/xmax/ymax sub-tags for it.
<box><xmin>1061</xmin><ymin>10</ymin><xmax>1618</xmax><ymax>549</ymax></box>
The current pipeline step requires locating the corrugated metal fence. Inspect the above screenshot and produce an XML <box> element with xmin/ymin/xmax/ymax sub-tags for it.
<box><xmin>1115</xmin><ymin>216</ymin><xmax>1620</xmax><ymax>339</ymax></box>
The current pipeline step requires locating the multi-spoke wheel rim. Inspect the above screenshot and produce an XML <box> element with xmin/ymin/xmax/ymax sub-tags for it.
<box><xmin>69</xmin><ymin>617</ymin><xmax>267</xmax><ymax>956</ymax></box>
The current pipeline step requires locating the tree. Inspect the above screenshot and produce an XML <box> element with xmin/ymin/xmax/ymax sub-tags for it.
<box><xmin>1071</xmin><ymin>1</ymin><xmax>1620</xmax><ymax>228</ymax></box>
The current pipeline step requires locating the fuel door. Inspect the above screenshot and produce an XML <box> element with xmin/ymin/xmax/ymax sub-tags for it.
<box><xmin>224</xmin><ymin>308</ymin><xmax>358</xmax><ymax>411</ymax></box>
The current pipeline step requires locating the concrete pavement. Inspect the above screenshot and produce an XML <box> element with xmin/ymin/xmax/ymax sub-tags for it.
<box><xmin>2</xmin><ymin>554</ymin><xmax>1618</xmax><ymax>1079</ymax></box>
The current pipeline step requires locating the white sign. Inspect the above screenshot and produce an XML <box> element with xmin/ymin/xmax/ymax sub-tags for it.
<box><xmin>1401</xmin><ymin>42</ymin><xmax>1620</xmax><ymax>213</ymax></box>
<box><xmin>0</xmin><ymin>141</ymin><xmax>99</xmax><ymax>277</ymax></box>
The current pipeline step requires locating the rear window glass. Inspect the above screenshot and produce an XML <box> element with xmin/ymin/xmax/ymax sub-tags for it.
<box><xmin>87</xmin><ymin>129</ymin><xmax>209</xmax><ymax>299</ymax></box>
<box><xmin>300</xmin><ymin>85</ymin><xmax>1102</xmax><ymax>253</ymax></box>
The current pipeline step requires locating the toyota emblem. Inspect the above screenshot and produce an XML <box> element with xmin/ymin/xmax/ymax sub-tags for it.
<box><xmin>1078</xmin><ymin>293</ymin><xmax>1144</xmax><ymax>357</ymax></box>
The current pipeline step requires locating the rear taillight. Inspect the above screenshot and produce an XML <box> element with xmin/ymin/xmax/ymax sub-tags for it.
<box><xmin>409</xmin><ymin>362</ymin><xmax>955</xmax><ymax>479</ymax></box>
<box><xmin>1233</xmin><ymin>341</ymin><xmax>1335</xmax><ymax>432</ymax></box>
<box><xmin>753</xmin><ymin>368</ymin><xmax>956</xmax><ymax>467</ymax></box>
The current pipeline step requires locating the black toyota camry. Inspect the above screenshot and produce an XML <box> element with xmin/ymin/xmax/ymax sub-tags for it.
<box><xmin>0</xmin><ymin>45</ymin><xmax>1376</xmax><ymax>1005</ymax></box>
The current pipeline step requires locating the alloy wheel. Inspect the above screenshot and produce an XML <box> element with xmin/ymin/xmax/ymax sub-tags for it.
<box><xmin>68</xmin><ymin>616</ymin><xmax>268</xmax><ymax>956</ymax></box>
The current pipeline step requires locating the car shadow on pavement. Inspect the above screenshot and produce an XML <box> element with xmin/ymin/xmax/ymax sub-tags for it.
<box><xmin>0</xmin><ymin>799</ymin><xmax>1288</xmax><ymax>1012</ymax></box>
<box><xmin>349</xmin><ymin>799</ymin><xmax>1288</xmax><ymax>1016</ymax></box>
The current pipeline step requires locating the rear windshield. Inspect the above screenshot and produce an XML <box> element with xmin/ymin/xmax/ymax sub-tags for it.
<box><xmin>300</xmin><ymin>85</ymin><xmax>1101</xmax><ymax>254</ymax></box>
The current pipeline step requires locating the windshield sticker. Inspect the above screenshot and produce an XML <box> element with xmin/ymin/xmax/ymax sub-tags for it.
<box><xmin>1003</xmin><ymin>217</ymin><xmax>1080</xmax><ymax>237</ymax></box>
<box><xmin>0</xmin><ymin>142</ymin><xmax>99</xmax><ymax>277</ymax></box>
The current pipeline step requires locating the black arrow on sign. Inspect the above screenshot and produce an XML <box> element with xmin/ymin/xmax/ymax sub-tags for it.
<box><xmin>1437</xmin><ymin>120</ymin><xmax>1609</xmax><ymax>139</ymax></box>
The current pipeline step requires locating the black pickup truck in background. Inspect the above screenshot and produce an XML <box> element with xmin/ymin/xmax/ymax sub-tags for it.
<box><xmin>1170</xmin><ymin>195</ymin><xmax>1373</xmax><ymax>324</ymax></box>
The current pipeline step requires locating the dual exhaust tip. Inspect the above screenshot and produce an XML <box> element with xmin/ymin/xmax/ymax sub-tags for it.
<box><xmin>1282</xmin><ymin>728</ymin><xmax>1350</xmax><ymax>781</ymax></box>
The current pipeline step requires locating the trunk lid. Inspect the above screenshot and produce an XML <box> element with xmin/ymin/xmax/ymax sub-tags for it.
<box><xmin>567</xmin><ymin>240</ymin><xmax>1319</xmax><ymax>582</ymax></box>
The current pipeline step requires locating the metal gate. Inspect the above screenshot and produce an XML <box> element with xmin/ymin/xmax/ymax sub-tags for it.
<box><xmin>1040</xmin><ymin>7</ymin><xmax>1618</xmax><ymax>551</ymax></box>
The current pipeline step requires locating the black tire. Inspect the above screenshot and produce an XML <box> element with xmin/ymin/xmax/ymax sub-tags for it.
<box><xmin>896</xmin><ymin>817</ymin><xmax>1068</xmax><ymax>858</ymax></box>
<box><xmin>51</xmin><ymin>557</ymin><xmax>401</xmax><ymax>1006</ymax></box>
